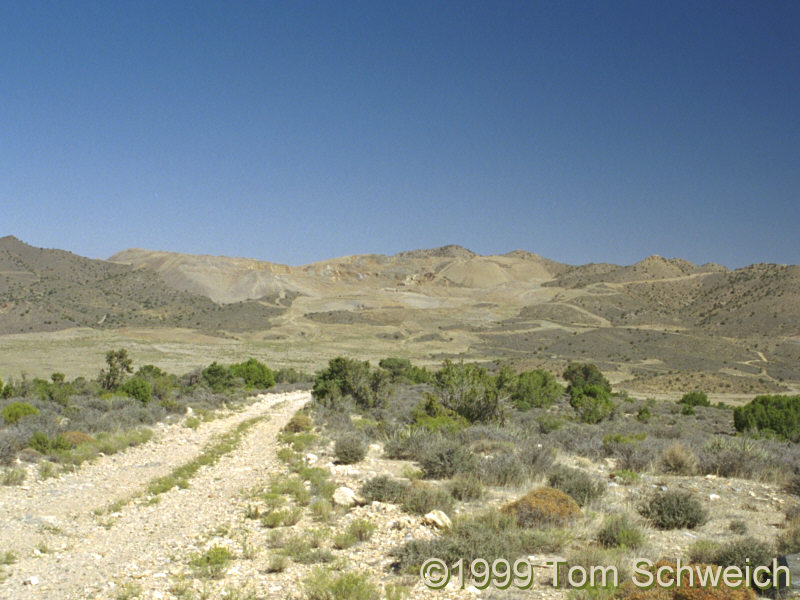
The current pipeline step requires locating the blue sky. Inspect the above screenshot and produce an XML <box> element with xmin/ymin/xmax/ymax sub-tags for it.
<box><xmin>1</xmin><ymin>1</ymin><xmax>798</xmax><ymax>268</ymax></box>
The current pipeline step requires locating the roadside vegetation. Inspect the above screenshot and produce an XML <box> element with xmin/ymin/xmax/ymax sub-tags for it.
<box><xmin>0</xmin><ymin>349</ymin><xmax>311</xmax><ymax>472</ymax></box>
<box><xmin>298</xmin><ymin>356</ymin><xmax>800</xmax><ymax>598</ymax></box>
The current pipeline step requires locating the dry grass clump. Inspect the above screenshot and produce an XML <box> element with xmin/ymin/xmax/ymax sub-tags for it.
<box><xmin>57</xmin><ymin>430</ymin><xmax>95</xmax><ymax>447</ymax></box>
<box><xmin>501</xmin><ymin>486</ymin><xmax>582</xmax><ymax>527</ymax></box>
<box><xmin>283</xmin><ymin>413</ymin><xmax>313</xmax><ymax>433</ymax></box>
<box><xmin>660</xmin><ymin>442</ymin><xmax>698</xmax><ymax>475</ymax></box>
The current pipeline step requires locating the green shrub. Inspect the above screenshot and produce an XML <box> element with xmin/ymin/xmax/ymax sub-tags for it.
<box><xmin>510</xmin><ymin>369</ymin><xmax>563</xmax><ymax>410</ymax></box>
<box><xmin>378</xmin><ymin>357</ymin><xmax>432</xmax><ymax>384</ymax></box>
<box><xmin>563</xmin><ymin>362</ymin><xmax>611</xmax><ymax>394</ymax></box>
<box><xmin>190</xmin><ymin>545</ymin><xmax>234</xmax><ymax>579</ymax></box>
<box><xmin>229</xmin><ymin>358</ymin><xmax>274</xmax><ymax>388</ymax></box>
<box><xmin>304</xmin><ymin>568</ymin><xmax>380</xmax><ymax>600</ymax></box>
<box><xmin>547</xmin><ymin>466</ymin><xmax>606</xmax><ymax>506</ymax></box>
<box><xmin>120</xmin><ymin>377</ymin><xmax>152</xmax><ymax>404</ymax></box>
<box><xmin>569</xmin><ymin>385</ymin><xmax>616</xmax><ymax>424</ymax></box>
<box><xmin>501</xmin><ymin>487</ymin><xmax>582</xmax><ymax>527</ymax></box>
<box><xmin>334</xmin><ymin>434</ymin><xmax>367</xmax><ymax>465</ymax></box>
<box><xmin>432</xmin><ymin>360</ymin><xmax>504</xmax><ymax>423</ymax></box>
<box><xmin>411</xmin><ymin>396</ymin><xmax>468</xmax><ymax>433</ymax></box>
<box><xmin>733</xmin><ymin>394</ymin><xmax>800</xmax><ymax>440</ymax></box>
<box><xmin>679</xmin><ymin>391</ymin><xmax>710</xmax><ymax>407</ymax></box>
<box><xmin>638</xmin><ymin>489</ymin><xmax>708</xmax><ymax>529</ymax></box>
<box><xmin>201</xmin><ymin>362</ymin><xmax>232</xmax><ymax>392</ymax></box>
<box><xmin>2</xmin><ymin>401</ymin><xmax>39</xmax><ymax>424</ymax></box>
<box><xmin>596</xmin><ymin>513</ymin><xmax>643</xmax><ymax>549</ymax></box>
<box><xmin>347</xmin><ymin>518</ymin><xmax>376</xmax><ymax>541</ymax></box>
<box><xmin>360</xmin><ymin>476</ymin><xmax>408</xmax><ymax>504</ymax></box>
<box><xmin>636</xmin><ymin>406</ymin><xmax>652</xmax><ymax>423</ymax></box>
<box><xmin>312</xmin><ymin>357</ymin><xmax>391</xmax><ymax>409</ymax></box>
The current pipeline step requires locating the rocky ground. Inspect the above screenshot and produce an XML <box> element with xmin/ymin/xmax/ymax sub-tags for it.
<box><xmin>1</xmin><ymin>390</ymin><xmax>795</xmax><ymax>600</ymax></box>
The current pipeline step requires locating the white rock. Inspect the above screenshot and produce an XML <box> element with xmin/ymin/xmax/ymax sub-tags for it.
<box><xmin>423</xmin><ymin>510</ymin><xmax>452</xmax><ymax>529</ymax></box>
<box><xmin>23</xmin><ymin>576</ymin><xmax>39</xmax><ymax>586</ymax></box>
<box><xmin>332</xmin><ymin>486</ymin><xmax>359</xmax><ymax>507</ymax></box>
<box><xmin>709</xmin><ymin>493</ymin><xmax>721</xmax><ymax>501</ymax></box>
<box><xmin>305</xmin><ymin>453</ymin><xmax>318</xmax><ymax>464</ymax></box>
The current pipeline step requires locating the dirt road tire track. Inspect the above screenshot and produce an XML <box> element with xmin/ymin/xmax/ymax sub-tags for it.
<box><xmin>0</xmin><ymin>390</ymin><xmax>310</xmax><ymax>600</ymax></box>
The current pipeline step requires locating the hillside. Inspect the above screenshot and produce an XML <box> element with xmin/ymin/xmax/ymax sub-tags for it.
<box><xmin>0</xmin><ymin>236</ymin><xmax>286</xmax><ymax>335</ymax></box>
<box><xmin>2</xmin><ymin>236</ymin><xmax>799</xmax><ymax>392</ymax></box>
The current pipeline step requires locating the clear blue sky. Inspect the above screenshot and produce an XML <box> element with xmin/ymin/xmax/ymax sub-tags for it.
<box><xmin>2</xmin><ymin>1</ymin><xmax>798</xmax><ymax>268</ymax></box>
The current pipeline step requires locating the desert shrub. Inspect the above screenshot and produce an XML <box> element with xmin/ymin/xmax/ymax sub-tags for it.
<box><xmin>510</xmin><ymin>369</ymin><xmax>563</xmax><ymax>410</ymax></box>
<box><xmin>309</xmin><ymin>498</ymin><xmax>334</xmax><ymax>522</ymax></box>
<box><xmin>729</xmin><ymin>519</ymin><xmax>748</xmax><ymax>535</ymax></box>
<box><xmin>612</xmin><ymin>469</ymin><xmax>641</xmax><ymax>485</ymax></box>
<box><xmin>201</xmin><ymin>362</ymin><xmax>233</xmax><ymax>392</ymax></box>
<box><xmin>777</xmin><ymin>517</ymin><xmax>800</xmax><ymax>553</ymax></box>
<box><xmin>563</xmin><ymin>362</ymin><xmax>611</xmax><ymax>394</ymax></box>
<box><xmin>274</xmin><ymin>367</ymin><xmax>311</xmax><ymax>384</ymax></box>
<box><xmin>570</xmin><ymin>385</ymin><xmax>616</xmax><ymax>424</ymax></box>
<box><xmin>432</xmin><ymin>360</ymin><xmax>504</xmax><ymax>424</ymax></box>
<box><xmin>709</xmin><ymin>537</ymin><xmax>774</xmax><ymax>591</ymax></box>
<box><xmin>347</xmin><ymin>518</ymin><xmax>376</xmax><ymax>541</ymax></box>
<box><xmin>304</xmin><ymin>568</ymin><xmax>380</xmax><ymax>600</ymax></box>
<box><xmin>119</xmin><ymin>377</ymin><xmax>152</xmax><ymax>404</ymax></box>
<box><xmin>688</xmin><ymin>539</ymin><xmax>721</xmax><ymax>564</ymax></box>
<box><xmin>660</xmin><ymin>442</ymin><xmax>699</xmax><ymax>475</ymax></box>
<box><xmin>679</xmin><ymin>391</ymin><xmax>710</xmax><ymax>407</ymax></box>
<box><xmin>2</xmin><ymin>466</ymin><xmax>26</xmax><ymax>486</ymax></box>
<box><xmin>189</xmin><ymin>545</ymin><xmax>234</xmax><ymax>579</ymax></box>
<box><xmin>516</xmin><ymin>438</ymin><xmax>557</xmax><ymax>473</ymax></box>
<box><xmin>638</xmin><ymin>490</ymin><xmax>708</xmax><ymax>529</ymax></box>
<box><xmin>383</xmin><ymin>427</ymin><xmax>444</xmax><ymax>461</ymax></box>
<box><xmin>391</xmin><ymin>509</ymin><xmax>570</xmax><ymax>572</ymax></box>
<box><xmin>360</xmin><ymin>475</ymin><xmax>408</xmax><ymax>504</ymax></box>
<box><xmin>501</xmin><ymin>487</ymin><xmax>582</xmax><ymax>527</ymax></box>
<box><xmin>596</xmin><ymin>513</ymin><xmax>643</xmax><ymax>549</ymax></box>
<box><xmin>2</xmin><ymin>402</ymin><xmax>39</xmax><ymax>424</ymax></box>
<box><xmin>547</xmin><ymin>466</ymin><xmax>606</xmax><ymax>506</ymax></box>
<box><xmin>698</xmin><ymin>436</ymin><xmax>770</xmax><ymax>479</ymax></box>
<box><xmin>334</xmin><ymin>434</ymin><xmax>367</xmax><ymax>465</ymax></box>
<box><xmin>636</xmin><ymin>406</ymin><xmax>652</xmax><ymax>423</ymax></box>
<box><xmin>402</xmin><ymin>482</ymin><xmax>454</xmax><ymax>515</ymax></box>
<box><xmin>733</xmin><ymin>394</ymin><xmax>800</xmax><ymax>440</ymax></box>
<box><xmin>229</xmin><ymin>358</ymin><xmax>274</xmax><ymax>388</ymax></box>
<box><xmin>419</xmin><ymin>438</ymin><xmax>478</xmax><ymax>479</ymax></box>
<box><xmin>479</xmin><ymin>453</ymin><xmax>530</xmax><ymax>487</ymax></box>
<box><xmin>447</xmin><ymin>474</ymin><xmax>484</xmax><ymax>501</ymax></box>
<box><xmin>558</xmin><ymin>546</ymin><xmax>628</xmax><ymax>590</ymax></box>
<box><xmin>284</xmin><ymin>413</ymin><xmax>313</xmax><ymax>433</ymax></box>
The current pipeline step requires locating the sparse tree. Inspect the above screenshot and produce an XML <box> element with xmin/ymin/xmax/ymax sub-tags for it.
<box><xmin>100</xmin><ymin>348</ymin><xmax>133</xmax><ymax>390</ymax></box>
